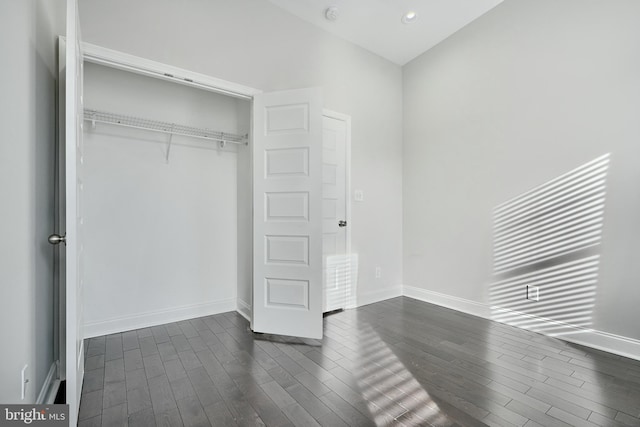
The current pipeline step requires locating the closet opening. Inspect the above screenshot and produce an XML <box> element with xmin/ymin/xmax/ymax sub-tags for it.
<box><xmin>81</xmin><ymin>61</ymin><xmax>253</xmax><ymax>338</ymax></box>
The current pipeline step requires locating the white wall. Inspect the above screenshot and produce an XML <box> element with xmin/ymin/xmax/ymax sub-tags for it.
<box><xmin>82</xmin><ymin>63</ymin><xmax>250</xmax><ymax>336</ymax></box>
<box><xmin>0</xmin><ymin>0</ymin><xmax>64</xmax><ymax>403</ymax></box>
<box><xmin>79</xmin><ymin>0</ymin><xmax>404</xmax><ymax>309</ymax></box>
<box><xmin>403</xmin><ymin>0</ymin><xmax>640</xmax><ymax>349</ymax></box>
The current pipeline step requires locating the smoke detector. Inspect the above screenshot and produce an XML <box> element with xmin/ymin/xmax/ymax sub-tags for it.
<box><xmin>325</xmin><ymin>6</ymin><xmax>339</xmax><ymax>22</ymax></box>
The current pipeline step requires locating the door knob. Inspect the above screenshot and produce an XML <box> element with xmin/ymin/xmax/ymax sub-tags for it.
<box><xmin>48</xmin><ymin>234</ymin><xmax>66</xmax><ymax>245</ymax></box>
<box><xmin>338</xmin><ymin>220</ymin><xmax>347</xmax><ymax>228</ymax></box>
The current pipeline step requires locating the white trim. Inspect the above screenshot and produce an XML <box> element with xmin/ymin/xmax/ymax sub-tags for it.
<box><xmin>572</xmin><ymin>329</ymin><xmax>640</xmax><ymax>362</ymax></box>
<box><xmin>36</xmin><ymin>362</ymin><xmax>59</xmax><ymax>404</ymax></box>
<box><xmin>81</xmin><ymin>42</ymin><xmax>261</xmax><ymax>99</ymax></box>
<box><xmin>402</xmin><ymin>285</ymin><xmax>640</xmax><ymax>362</ymax></box>
<box><xmin>84</xmin><ymin>298</ymin><xmax>236</xmax><ymax>338</ymax></box>
<box><xmin>402</xmin><ymin>286</ymin><xmax>491</xmax><ymax>319</ymax></box>
<box><xmin>356</xmin><ymin>286</ymin><xmax>403</xmax><ymax>308</ymax></box>
<box><xmin>237</xmin><ymin>299</ymin><xmax>251</xmax><ymax>323</ymax></box>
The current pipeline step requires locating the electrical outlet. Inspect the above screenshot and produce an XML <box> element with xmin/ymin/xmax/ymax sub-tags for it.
<box><xmin>21</xmin><ymin>365</ymin><xmax>29</xmax><ymax>400</ymax></box>
<box><xmin>527</xmin><ymin>285</ymin><xmax>539</xmax><ymax>301</ymax></box>
<box><xmin>375</xmin><ymin>267</ymin><xmax>381</xmax><ymax>279</ymax></box>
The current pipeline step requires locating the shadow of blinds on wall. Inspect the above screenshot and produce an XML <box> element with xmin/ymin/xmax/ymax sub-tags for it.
<box><xmin>490</xmin><ymin>154</ymin><xmax>610</xmax><ymax>336</ymax></box>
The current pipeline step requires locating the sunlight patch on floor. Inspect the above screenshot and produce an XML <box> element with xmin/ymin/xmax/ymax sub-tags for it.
<box><xmin>354</xmin><ymin>325</ymin><xmax>454</xmax><ymax>426</ymax></box>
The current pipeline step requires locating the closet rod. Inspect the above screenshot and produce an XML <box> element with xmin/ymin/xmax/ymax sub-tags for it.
<box><xmin>83</xmin><ymin>109</ymin><xmax>248</xmax><ymax>146</ymax></box>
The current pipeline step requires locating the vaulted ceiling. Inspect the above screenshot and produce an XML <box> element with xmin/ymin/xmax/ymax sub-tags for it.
<box><xmin>268</xmin><ymin>0</ymin><xmax>504</xmax><ymax>65</ymax></box>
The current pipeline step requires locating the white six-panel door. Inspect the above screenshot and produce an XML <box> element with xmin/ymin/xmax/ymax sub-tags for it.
<box><xmin>252</xmin><ymin>88</ymin><xmax>323</xmax><ymax>339</ymax></box>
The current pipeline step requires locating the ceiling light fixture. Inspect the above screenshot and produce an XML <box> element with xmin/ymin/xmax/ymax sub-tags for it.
<box><xmin>325</xmin><ymin>6</ymin><xmax>339</xmax><ymax>22</ymax></box>
<box><xmin>401</xmin><ymin>11</ymin><xmax>418</xmax><ymax>24</ymax></box>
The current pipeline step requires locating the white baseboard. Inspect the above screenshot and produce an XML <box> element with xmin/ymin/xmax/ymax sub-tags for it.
<box><xmin>402</xmin><ymin>285</ymin><xmax>640</xmax><ymax>362</ymax></box>
<box><xmin>403</xmin><ymin>286</ymin><xmax>491</xmax><ymax>319</ymax></box>
<box><xmin>570</xmin><ymin>329</ymin><xmax>640</xmax><ymax>362</ymax></box>
<box><xmin>84</xmin><ymin>298</ymin><xmax>237</xmax><ymax>338</ymax></box>
<box><xmin>80</xmin><ymin>285</ymin><xmax>640</xmax><ymax>362</ymax></box>
<box><xmin>36</xmin><ymin>362</ymin><xmax>58</xmax><ymax>404</ymax></box>
<box><xmin>237</xmin><ymin>299</ymin><xmax>251</xmax><ymax>323</ymax></box>
<box><xmin>355</xmin><ymin>286</ymin><xmax>403</xmax><ymax>308</ymax></box>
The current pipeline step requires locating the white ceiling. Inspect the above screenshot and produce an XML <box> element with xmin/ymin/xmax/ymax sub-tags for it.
<box><xmin>267</xmin><ymin>0</ymin><xmax>504</xmax><ymax>65</ymax></box>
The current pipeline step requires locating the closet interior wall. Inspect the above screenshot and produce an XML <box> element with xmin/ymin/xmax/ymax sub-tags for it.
<box><xmin>82</xmin><ymin>63</ymin><xmax>250</xmax><ymax>336</ymax></box>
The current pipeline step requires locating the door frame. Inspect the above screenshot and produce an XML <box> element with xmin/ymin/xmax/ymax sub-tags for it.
<box><xmin>322</xmin><ymin>109</ymin><xmax>354</xmax><ymax>309</ymax></box>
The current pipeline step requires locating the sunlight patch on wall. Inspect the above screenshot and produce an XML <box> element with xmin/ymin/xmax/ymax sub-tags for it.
<box><xmin>491</xmin><ymin>255</ymin><xmax>599</xmax><ymax>335</ymax></box>
<box><xmin>490</xmin><ymin>154</ymin><xmax>610</xmax><ymax>336</ymax></box>
<box><xmin>325</xmin><ymin>254</ymin><xmax>358</xmax><ymax>311</ymax></box>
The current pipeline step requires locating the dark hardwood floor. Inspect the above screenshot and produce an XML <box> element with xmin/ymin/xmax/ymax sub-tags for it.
<box><xmin>78</xmin><ymin>297</ymin><xmax>640</xmax><ymax>426</ymax></box>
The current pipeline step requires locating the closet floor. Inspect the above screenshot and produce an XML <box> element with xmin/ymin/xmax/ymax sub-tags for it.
<box><xmin>78</xmin><ymin>297</ymin><xmax>640</xmax><ymax>427</ymax></box>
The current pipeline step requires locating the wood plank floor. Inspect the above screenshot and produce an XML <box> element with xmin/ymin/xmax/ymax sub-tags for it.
<box><xmin>78</xmin><ymin>297</ymin><xmax>640</xmax><ymax>426</ymax></box>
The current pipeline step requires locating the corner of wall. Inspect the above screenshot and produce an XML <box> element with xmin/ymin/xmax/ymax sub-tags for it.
<box><xmin>355</xmin><ymin>285</ymin><xmax>403</xmax><ymax>308</ymax></box>
<box><xmin>236</xmin><ymin>298</ymin><xmax>251</xmax><ymax>323</ymax></box>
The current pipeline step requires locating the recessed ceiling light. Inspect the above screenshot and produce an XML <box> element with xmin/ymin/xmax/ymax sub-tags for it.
<box><xmin>401</xmin><ymin>11</ymin><xmax>418</xmax><ymax>24</ymax></box>
<box><xmin>325</xmin><ymin>6</ymin><xmax>339</xmax><ymax>22</ymax></box>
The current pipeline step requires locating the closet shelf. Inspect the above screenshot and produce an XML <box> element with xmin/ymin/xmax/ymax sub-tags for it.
<box><xmin>83</xmin><ymin>108</ymin><xmax>248</xmax><ymax>146</ymax></box>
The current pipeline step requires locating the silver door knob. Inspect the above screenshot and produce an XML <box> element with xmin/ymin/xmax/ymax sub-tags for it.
<box><xmin>338</xmin><ymin>220</ymin><xmax>347</xmax><ymax>228</ymax></box>
<box><xmin>48</xmin><ymin>234</ymin><xmax>66</xmax><ymax>245</ymax></box>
